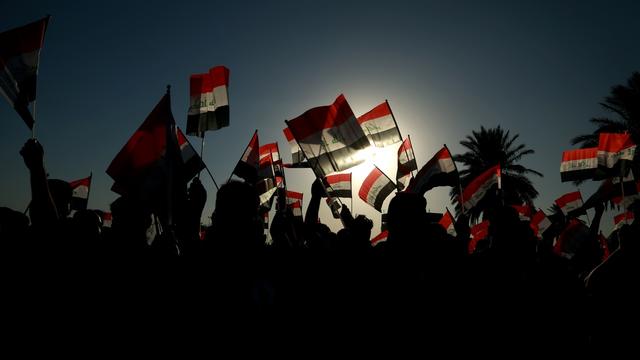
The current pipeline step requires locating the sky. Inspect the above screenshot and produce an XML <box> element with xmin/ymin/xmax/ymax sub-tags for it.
<box><xmin>1</xmin><ymin>0</ymin><xmax>639</xmax><ymax>235</ymax></box>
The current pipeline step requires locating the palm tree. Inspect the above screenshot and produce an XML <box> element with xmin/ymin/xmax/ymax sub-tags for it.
<box><xmin>571</xmin><ymin>72</ymin><xmax>640</xmax><ymax>172</ymax></box>
<box><xmin>450</xmin><ymin>125</ymin><xmax>543</xmax><ymax>223</ymax></box>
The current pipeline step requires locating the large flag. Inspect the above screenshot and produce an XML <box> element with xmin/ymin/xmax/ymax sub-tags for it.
<box><xmin>560</xmin><ymin>147</ymin><xmax>598</xmax><ymax>182</ymax></box>
<box><xmin>285</xmin><ymin>94</ymin><xmax>370</xmax><ymax>177</ymax></box>
<box><xmin>460</xmin><ymin>165</ymin><xmax>501</xmax><ymax>212</ymax></box>
<box><xmin>396</xmin><ymin>137</ymin><xmax>418</xmax><ymax>191</ymax></box>
<box><xmin>186</xmin><ymin>65</ymin><xmax>230</xmax><ymax>136</ymax></box>
<box><xmin>438</xmin><ymin>209</ymin><xmax>457</xmax><ymax>237</ymax></box>
<box><xmin>176</xmin><ymin>127</ymin><xmax>206</xmax><ymax>180</ymax></box>
<box><xmin>106</xmin><ymin>92</ymin><xmax>183</xmax><ymax>198</ymax></box>
<box><xmin>530</xmin><ymin>209</ymin><xmax>551</xmax><ymax>239</ymax></box>
<box><xmin>69</xmin><ymin>174</ymin><xmax>92</xmax><ymax>211</ymax></box>
<box><xmin>359</xmin><ymin>166</ymin><xmax>396</xmax><ymax>212</ymax></box>
<box><xmin>468</xmin><ymin>220</ymin><xmax>490</xmax><ymax>254</ymax></box>
<box><xmin>232</xmin><ymin>130</ymin><xmax>259</xmax><ymax>183</ymax></box>
<box><xmin>0</xmin><ymin>16</ymin><xmax>49</xmax><ymax>129</ymax></box>
<box><xmin>406</xmin><ymin>146</ymin><xmax>457</xmax><ymax>195</ymax></box>
<box><xmin>370</xmin><ymin>230</ymin><xmax>388</xmax><ymax>247</ymax></box>
<box><xmin>555</xmin><ymin>191</ymin><xmax>583</xmax><ymax>216</ymax></box>
<box><xmin>614</xmin><ymin>211</ymin><xmax>634</xmax><ymax>230</ymax></box>
<box><xmin>357</xmin><ymin>100</ymin><xmax>402</xmax><ymax>147</ymax></box>
<box><xmin>323</xmin><ymin>173</ymin><xmax>352</xmax><ymax>198</ymax></box>
<box><xmin>597</xmin><ymin>133</ymin><xmax>636</xmax><ymax>174</ymax></box>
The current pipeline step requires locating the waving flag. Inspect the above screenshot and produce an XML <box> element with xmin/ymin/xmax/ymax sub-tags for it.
<box><xmin>370</xmin><ymin>230</ymin><xmax>388</xmax><ymax>247</ymax></box>
<box><xmin>107</xmin><ymin>91</ymin><xmax>183</xmax><ymax>198</ymax></box>
<box><xmin>286</xmin><ymin>190</ymin><xmax>304</xmax><ymax>215</ymax></box>
<box><xmin>555</xmin><ymin>191</ymin><xmax>583</xmax><ymax>216</ymax></box>
<box><xmin>597</xmin><ymin>133</ymin><xmax>636</xmax><ymax>174</ymax></box>
<box><xmin>186</xmin><ymin>65</ymin><xmax>229</xmax><ymax>136</ymax></box>
<box><xmin>69</xmin><ymin>174</ymin><xmax>92</xmax><ymax>211</ymax></box>
<box><xmin>323</xmin><ymin>173</ymin><xmax>352</xmax><ymax>198</ymax></box>
<box><xmin>469</xmin><ymin>220</ymin><xmax>490</xmax><ymax>254</ymax></box>
<box><xmin>560</xmin><ymin>147</ymin><xmax>598</xmax><ymax>182</ymax></box>
<box><xmin>406</xmin><ymin>146</ymin><xmax>457</xmax><ymax>195</ymax></box>
<box><xmin>357</xmin><ymin>100</ymin><xmax>401</xmax><ymax>147</ymax></box>
<box><xmin>286</xmin><ymin>94</ymin><xmax>370</xmax><ymax>177</ymax></box>
<box><xmin>0</xmin><ymin>16</ymin><xmax>49</xmax><ymax>129</ymax></box>
<box><xmin>282</xmin><ymin>127</ymin><xmax>309</xmax><ymax>167</ymax></box>
<box><xmin>511</xmin><ymin>205</ymin><xmax>532</xmax><ymax>221</ymax></box>
<box><xmin>530</xmin><ymin>210</ymin><xmax>551</xmax><ymax>239</ymax></box>
<box><xmin>176</xmin><ymin>127</ymin><xmax>206</xmax><ymax>181</ymax></box>
<box><xmin>460</xmin><ymin>165</ymin><xmax>501</xmax><ymax>211</ymax></box>
<box><xmin>614</xmin><ymin>211</ymin><xmax>634</xmax><ymax>230</ymax></box>
<box><xmin>359</xmin><ymin>166</ymin><xmax>396</xmax><ymax>212</ymax></box>
<box><xmin>439</xmin><ymin>209</ymin><xmax>457</xmax><ymax>236</ymax></box>
<box><xmin>396</xmin><ymin>137</ymin><xmax>417</xmax><ymax>191</ymax></box>
<box><xmin>232</xmin><ymin>130</ymin><xmax>259</xmax><ymax>183</ymax></box>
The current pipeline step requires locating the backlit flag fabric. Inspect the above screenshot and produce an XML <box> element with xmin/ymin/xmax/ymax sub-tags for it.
<box><xmin>597</xmin><ymin>133</ymin><xmax>636</xmax><ymax>171</ymax></box>
<box><xmin>560</xmin><ymin>147</ymin><xmax>598</xmax><ymax>182</ymax></box>
<box><xmin>232</xmin><ymin>130</ymin><xmax>259</xmax><ymax>183</ymax></box>
<box><xmin>359</xmin><ymin>166</ymin><xmax>396</xmax><ymax>212</ymax></box>
<box><xmin>396</xmin><ymin>137</ymin><xmax>417</xmax><ymax>191</ymax></box>
<box><xmin>176</xmin><ymin>127</ymin><xmax>206</xmax><ymax>181</ymax></box>
<box><xmin>614</xmin><ymin>211</ymin><xmax>634</xmax><ymax>230</ymax></box>
<box><xmin>286</xmin><ymin>94</ymin><xmax>370</xmax><ymax>177</ymax></box>
<box><xmin>469</xmin><ymin>220</ymin><xmax>490</xmax><ymax>254</ymax></box>
<box><xmin>460</xmin><ymin>165</ymin><xmax>501</xmax><ymax>211</ymax></box>
<box><xmin>323</xmin><ymin>173</ymin><xmax>352</xmax><ymax>198</ymax></box>
<box><xmin>555</xmin><ymin>191</ymin><xmax>583</xmax><ymax>216</ymax></box>
<box><xmin>439</xmin><ymin>209</ymin><xmax>457</xmax><ymax>237</ymax></box>
<box><xmin>186</xmin><ymin>65</ymin><xmax>229</xmax><ymax>136</ymax></box>
<box><xmin>0</xmin><ymin>16</ymin><xmax>49</xmax><ymax>129</ymax></box>
<box><xmin>69</xmin><ymin>175</ymin><xmax>91</xmax><ymax>211</ymax></box>
<box><xmin>530</xmin><ymin>210</ymin><xmax>551</xmax><ymax>239</ymax></box>
<box><xmin>406</xmin><ymin>146</ymin><xmax>457</xmax><ymax>195</ymax></box>
<box><xmin>370</xmin><ymin>230</ymin><xmax>388</xmax><ymax>247</ymax></box>
<box><xmin>282</xmin><ymin>127</ymin><xmax>307</xmax><ymax>166</ymax></box>
<box><xmin>357</xmin><ymin>101</ymin><xmax>401</xmax><ymax>147</ymax></box>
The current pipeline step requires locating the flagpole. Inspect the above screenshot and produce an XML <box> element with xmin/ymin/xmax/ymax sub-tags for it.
<box><xmin>385</xmin><ymin>99</ymin><xmax>403</xmax><ymax>141</ymax></box>
<box><xmin>228</xmin><ymin>129</ymin><xmax>257</xmax><ymax>183</ymax></box>
<box><xmin>620</xmin><ymin>170</ymin><xmax>628</xmax><ymax>226</ymax></box>
<box><xmin>198</xmin><ymin>134</ymin><xmax>205</xmax><ymax>178</ymax></box>
<box><xmin>31</xmin><ymin>100</ymin><xmax>36</xmax><ymax>138</ymax></box>
<box><xmin>406</xmin><ymin>134</ymin><xmax>415</xmax><ymax>179</ymax></box>
<box><xmin>87</xmin><ymin>172</ymin><xmax>93</xmax><ymax>209</ymax></box>
<box><xmin>181</xmin><ymin>130</ymin><xmax>218</xmax><ymax>190</ymax></box>
<box><xmin>446</xmin><ymin>144</ymin><xmax>465</xmax><ymax>215</ymax></box>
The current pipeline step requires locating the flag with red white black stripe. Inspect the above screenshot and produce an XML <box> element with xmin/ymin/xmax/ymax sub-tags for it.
<box><xmin>468</xmin><ymin>220</ymin><xmax>490</xmax><ymax>254</ymax></box>
<box><xmin>186</xmin><ymin>66</ymin><xmax>229</xmax><ymax>136</ymax></box>
<box><xmin>232</xmin><ymin>130</ymin><xmax>259</xmax><ymax>183</ymax></box>
<box><xmin>359</xmin><ymin>166</ymin><xmax>396</xmax><ymax>212</ymax></box>
<box><xmin>554</xmin><ymin>191</ymin><xmax>583</xmax><ymax>216</ymax></box>
<box><xmin>357</xmin><ymin>100</ymin><xmax>402</xmax><ymax>147</ymax></box>
<box><xmin>438</xmin><ymin>208</ymin><xmax>457</xmax><ymax>236</ymax></box>
<box><xmin>69</xmin><ymin>174</ymin><xmax>92</xmax><ymax>211</ymax></box>
<box><xmin>530</xmin><ymin>209</ymin><xmax>551</xmax><ymax>239</ymax></box>
<box><xmin>560</xmin><ymin>147</ymin><xmax>598</xmax><ymax>182</ymax></box>
<box><xmin>396</xmin><ymin>137</ymin><xmax>417</xmax><ymax>191</ymax></box>
<box><xmin>323</xmin><ymin>173</ymin><xmax>352</xmax><ymax>198</ymax></box>
<box><xmin>370</xmin><ymin>230</ymin><xmax>388</xmax><ymax>247</ymax></box>
<box><xmin>596</xmin><ymin>133</ymin><xmax>636</xmax><ymax>177</ymax></box>
<box><xmin>406</xmin><ymin>145</ymin><xmax>457</xmax><ymax>195</ymax></box>
<box><xmin>460</xmin><ymin>165</ymin><xmax>501</xmax><ymax>212</ymax></box>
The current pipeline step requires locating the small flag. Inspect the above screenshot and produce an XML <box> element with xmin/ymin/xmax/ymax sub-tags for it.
<box><xmin>560</xmin><ymin>147</ymin><xmax>598</xmax><ymax>182</ymax></box>
<box><xmin>232</xmin><ymin>130</ymin><xmax>259</xmax><ymax>183</ymax></box>
<box><xmin>597</xmin><ymin>133</ymin><xmax>636</xmax><ymax>173</ymax></box>
<box><xmin>555</xmin><ymin>191</ymin><xmax>583</xmax><ymax>216</ymax></box>
<box><xmin>357</xmin><ymin>100</ymin><xmax>402</xmax><ymax>147</ymax></box>
<box><xmin>176</xmin><ymin>127</ymin><xmax>206</xmax><ymax>181</ymax></box>
<box><xmin>370</xmin><ymin>230</ymin><xmax>389</xmax><ymax>247</ymax></box>
<box><xmin>0</xmin><ymin>16</ymin><xmax>49</xmax><ymax>129</ymax></box>
<box><xmin>359</xmin><ymin>166</ymin><xmax>396</xmax><ymax>212</ymax></box>
<box><xmin>530</xmin><ymin>209</ymin><xmax>551</xmax><ymax>239</ymax></box>
<box><xmin>460</xmin><ymin>165</ymin><xmax>501</xmax><ymax>211</ymax></box>
<box><xmin>69</xmin><ymin>175</ymin><xmax>92</xmax><ymax>211</ymax></box>
<box><xmin>469</xmin><ymin>220</ymin><xmax>490</xmax><ymax>254</ymax></box>
<box><xmin>406</xmin><ymin>146</ymin><xmax>457</xmax><ymax>195</ymax></box>
<box><xmin>438</xmin><ymin>209</ymin><xmax>457</xmax><ymax>237</ymax></box>
<box><xmin>396</xmin><ymin>137</ymin><xmax>418</xmax><ymax>191</ymax></box>
<box><xmin>289</xmin><ymin>200</ymin><xmax>303</xmax><ymax>218</ymax></box>
<box><xmin>511</xmin><ymin>204</ymin><xmax>533</xmax><ymax>222</ymax></box>
<box><xmin>286</xmin><ymin>190</ymin><xmax>304</xmax><ymax>217</ymax></box>
<box><xmin>323</xmin><ymin>173</ymin><xmax>352</xmax><ymax>198</ymax></box>
<box><xmin>286</xmin><ymin>94</ymin><xmax>370</xmax><ymax>177</ymax></box>
<box><xmin>186</xmin><ymin>65</ymin><xmax>230</xmax><ymax>135</ymax></box>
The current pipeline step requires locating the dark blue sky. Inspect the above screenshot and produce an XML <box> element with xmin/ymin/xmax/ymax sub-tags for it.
<box><xmin>2</xmin><ymin>0</ymin><xmax>639</xmax><ymax>233</ymax></box>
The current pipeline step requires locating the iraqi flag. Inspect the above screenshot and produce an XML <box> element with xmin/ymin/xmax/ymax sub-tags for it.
<box><xmin>530</xmin><ymin>209</ymin><xmax>551</xmax><ymax>239</ymax></box>
<box><xmin>396</xmin><ymin>137</ymin><xmax>417</xmax><ymax>191</ymax></box>
<box><xmin>69</xmin><ymin>174</ymin><xmax>92</xmax><ymax>211</ymax></box>
<box><xmin>232</xmin><ymin>130</ymin><xmax>259</xmax><ymax>183</ymax></box>
<box><xmin>357</xmin><ymin>100</ymin><xmax>402</xmax><ymax>148</ymax></box>
<box><xmin>597</xmin><ymin>133</ymin><xmax>636</xmax><ymax>174</ymax></box>
<box><xmin>285</xmin><ymin>94</ymin><xmax>370</xmax><ymax>177</ymax></box>
<box><xmin>359</xmin><ymin>166</ymin><xmax>396</xmax><ymax>212</ymax></box>
<box><xmin>186</xmin><ymin>65</ymin><xmax>230</xmax><ymax>136</ymax></box>
<box><xmin>370</xmin><ymin>230</ymin><xmax>388</xmax><ymax>247</ymax></box>
<box><xmin>406</xmin><ymin>145</ymin><xmax>457</xmax><ymax>195</ymax></box>
<box><xmin>282</xmin><ymin>127</ymin><xmax>309</xmax><ymax>167</ymax></box>
<box><xmin>511</xmin><ymin>204</ymin><xmax>533</xmax><ymax>221</ymax></box>
<box><xmin>102</xmin><ymin>212</ymin><xmax>112</xmax><ymax>228</ymax></box>
<box><xmin>469</xmin><ymin>220</ymin><xmax>490</xmax><ymax>254</ymax></box>
<box><xmin>438</xmin><ymin>209</ymin><xmax>457</xmax><ymax>237</ymax></box>
<box><xmin>176</xmin><ymin>127</ymin><xmax>206</xmax><ymax>181</ymax></box>
<box><xmin>614</xmin><ymin>211</ymin><xmax>634</xmax><ymax>230</ymax></box>
<box><xmin>323</xmin><ymin>173</ymin><xmax>352</xmax><ymax>198</ymax></box>
<box><xmin>106</xmin><ymin>91</ymin><xmax>184</xmax><ymax>199</ymax></box>
<box><xmin>0</xmin><ymin>16</ymin><xmax>49</xmax><ymax>129</ymax></box>
<box><xmin>555</xmin><ymin>191</ymin><xmax>583</xmax><ymax>216</ymax></box>
<box><xmin>289</xmin><ymin>200</ymin><xmax>303</xmax><ymax>218</ymax></box>
<box><xmin>257</xmin><ymin>178</ymin><xmax>277</xmax><ymax>211</ymax></box>
<box><xmin>560</xmin><ymin>147</ymin><xmax>598</xmax><ymax>182</ymax></box>
<box><xmin>460</xmin><ymin>165</ymin><xmax>501</xmax><ymax>212</ymax></box>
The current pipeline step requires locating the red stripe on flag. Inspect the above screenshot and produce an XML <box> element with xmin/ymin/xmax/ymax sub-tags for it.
<box><xmin>357</xmin><ymin>101</ymin><xmax>391</xmax><ymax>124</ymax></box>
<box><xmin>286</xmin><ymin>94</ymin><xmax>356</xmax><ymax>140</ymax></box>
<box><xmin>209</xmin><ymin>66</ymin><xmax>230</xmax><ymax>88</ymax></box>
